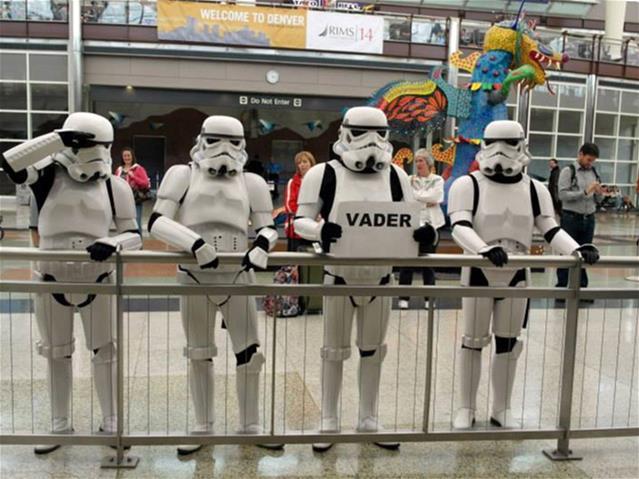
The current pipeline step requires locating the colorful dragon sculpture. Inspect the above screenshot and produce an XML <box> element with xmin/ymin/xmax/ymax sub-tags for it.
<box><xmin>369</xmin><ymin>18</ymin><xmax>568</xmax><ymax>206</ymax></box>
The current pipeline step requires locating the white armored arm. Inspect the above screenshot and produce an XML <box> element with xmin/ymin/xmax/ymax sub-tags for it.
<box><xmin>147</xmin><ymin>165</ymin><xmax>217</xmax><ymax>268</ymax></box>
<box><xmin>2</xmin><ymin>133</ymin><xmax>65</xmax><ymax>172</ymax></box>
<box><xmin>242</xmin><ymin>173</ymin><xmax>278</xmax><ymax>270</ymax></box>
<box><xmin>293</xmin><ymin>163</ymin><xmax>325</xmax><ymax>242</ymax></box>
<box><xmin>448</xmin><ymin>176</ymin><xmax>491</xmax><ymax>254</ymax></box>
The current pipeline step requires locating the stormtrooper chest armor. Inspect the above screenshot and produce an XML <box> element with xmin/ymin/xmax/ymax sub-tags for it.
<box><xmin>326</xmin><ymin>162</ymin><xmax>394</xmax><ymax>222</ymax></box>
<box><xmin>177</xmin><ymin>172</ymin><xmax>250</xmax><ymax>252</ymax></box>
<box><xmin>473</xmin><ymin>174</ymin><xmax>534</xmax><ymax>252</ymax></box>
<box><xmin>38</xmin><ymin>170</ymin><xmax>112</xmax><ymax>243</ymax></box>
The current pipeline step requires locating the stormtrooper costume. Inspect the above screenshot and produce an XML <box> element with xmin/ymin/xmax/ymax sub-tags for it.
<box><xmin>147</xmin><ymin>116</ymin><xmax>279</xmax><ymax>455</ymax></box>
<box><xmin>1</xmin><ymin>112</ymin><xmax>142</xmax><ymax>454</ymax></box>
<box><xmin>448</xmin><ymin>120</ymin><xmax>599</xmax><ymax>429</ymax></box>
<box><xmin>294</xmin><ymin>107</ymin><xmax>436</xmax><ymax>452</ymax></box>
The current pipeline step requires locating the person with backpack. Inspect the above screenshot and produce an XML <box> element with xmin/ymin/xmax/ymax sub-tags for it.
<box><xmin>555</xmin><ymin>143</ymin><xmax>604</xmax><ymax>293</ymax></box>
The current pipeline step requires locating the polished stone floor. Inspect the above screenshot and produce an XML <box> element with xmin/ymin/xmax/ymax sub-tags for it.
<box><xmin>1</xmin><ymin>204</ymin><xmax>637</xmax><ymax>478</ymax></box>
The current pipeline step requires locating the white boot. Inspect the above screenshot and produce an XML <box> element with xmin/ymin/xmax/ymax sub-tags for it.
<box><xmin>490</xmin><ymin>341</ymin><xmax>523</xmax><ymax>428</ymax></box>
<box><xmin>312</xmin><ymin>356</ymin><xmax>343</xmax><ymax>453</ymax></box>
<box><xmin>34</xmin><ymin>356</ymin><xmax>72</xmax><ymax>455</ymax></box>
<box><xmin>178</xmin><ymin>358</ymin><xmax>215</xmax><ymax>456</ymax></box>
<box><xmin>93</xmin><ymin>343</ymin><xmax>117</xmax><ymax>434</ymax></box>
<box><xmin>236</xmin><ymin>353</ymin><xmax>282</xmax><ymax>450</ymax></box>
<box><xmin>356</xmin><ymin>345</ymin><xmax>397</xmax><ymax>450</ymax></box>
<box><xmin>453</xmin><ymin>347</ymin><xmax>482</xmax><ymax>429</ymax></box>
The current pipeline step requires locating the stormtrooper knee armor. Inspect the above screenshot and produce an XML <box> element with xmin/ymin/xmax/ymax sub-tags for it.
<box><xmin>448</xmin><ymin>120</ymin><xmax>599</xmax><ymax>428</ymax></box>
<box><xmin>294</xmin><ymin>107</ymin><xmax>437</xmax><ymax>451</ymax></box>
<box><xmin>148</xmin><ymin>115</ymin><xmax>279</xmax><ymax>454</ymax></box>
<box><xmin>1</xmin><ymin>112</ymin><xmax>142</xmax><ymax>453</ymax></box>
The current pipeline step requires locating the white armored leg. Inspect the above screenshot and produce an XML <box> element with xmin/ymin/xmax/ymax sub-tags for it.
<box><xmin>319</xmin><ymin>356</ymin><xmax>343</xmax><ymax>433</ymax></box>
<box><xmin>357</xmin><ymin>345</ymin><xmax>387</xmax><ymax>432</ymax></box>
<box><xmin>490</xmin><ymin>340</ymin><xmax>523</xmax><ymax>428</ymax></box>
<box><xmin>93</xmin><ymin>342</ymin><xmax>117</xmax><ymax>433</ymax></box>
<box><xmin>236</xmin><ymin>352</ymin><xmax>265</xmax><ymax>434</ymax></box>
<box><xmin>34</xmin><ymin>292</ymin><xmax>75</xmax><ymax>454</ymax></box>
<box><xmin>453</xmin><ymin>347</ymin><xmax>482</xmax><ymax>429</ymax></box>
<box><xmin>48</xmin><ymin>356</ymin><xmax>73</xmax><ymax>433</ymax></box>
<box><xmin>189</xmin><ymin>359</ymin><xmax>215</xmax><ymax>432</ymax></box>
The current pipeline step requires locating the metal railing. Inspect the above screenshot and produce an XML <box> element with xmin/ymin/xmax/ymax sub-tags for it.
<box><xmin>0</xmin><ymin>247</ymin><xmax>637</xmax><ymax>468</ymax></box>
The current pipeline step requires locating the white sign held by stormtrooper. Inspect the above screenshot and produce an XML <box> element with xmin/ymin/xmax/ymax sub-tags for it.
<box><xmin>331</xmin><ymin>201</ymin><xmax>420</xmax><ymax>258</ymax></box>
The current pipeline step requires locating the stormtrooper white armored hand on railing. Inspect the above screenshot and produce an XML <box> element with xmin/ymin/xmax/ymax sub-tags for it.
<box><xmin>0</xmin><ymin>112</ymin><xmax>142</xmax><ymax>454</ymax></box>
<box><xmin>294</xmin><ymin>106</ymin><xmax>437</xmax><ymax>453</ymax></box>
<box><xmin>447</xmin><ymin>120</ymin><xmax>600</xmax><ymax>430</ymax></box>
<box><xmin>147</xmin><ymin>115</ymin><xmax>279</xmax><ymax>456</ymax></box>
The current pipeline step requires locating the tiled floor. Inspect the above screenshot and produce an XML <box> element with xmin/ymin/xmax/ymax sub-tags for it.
<box><xmin>1</xmin><ymin>204</ymin><xmax>637</xmax><ymax>478</ymax></box>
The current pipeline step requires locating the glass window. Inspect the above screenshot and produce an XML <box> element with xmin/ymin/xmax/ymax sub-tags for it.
<box><xmin>595</xmin><ymin>161</ymin><xmax>614</xmax><ymax>184</ymax></box>
<box><xmin>529</xmin><ymin>133</ymin><xmax>553</xmax><ymax>157</ymax></box>
<box><xmin>507</xmin><ymin>86</ymin><xmax>517</xmax><ymax>105</ymax></box>
<box><xmin>0</xmin><ymin>53</ymin><xmax>26</xmax><ymax>81</ymax></box>
<box><xmin>411</xmin><ymin>19</ymin><xmax>446</xmax><ymax>45</ymax></box>
<box><xmin>617</xmin><ymin>139</ymin><xmax>638</xmax><ymax>162</ymax></box>
<box><xmin>29</xmin><ymin>54</ymin><xmax>67</xmax><ymax>82</ymax></box>
<box><xmin>31</xmin><ymin>83</ymin><xmax>68</xmax><ymax>111</ymax></box>
<box><xmin>559</xmin><ymin>84</ymin><xmax>586</xmax><ymax>109</ymax></box>
<box><xmin>507</xmin><ymin>106</ymin><xmax>516</xmax><ymax>121</ymax></box>
<box><xmin>0</xmin><ymin>113</ymin><xmax>28</xmax><ymax>139</ymax></box>
<box><xmin>596</xmin><ymin>88</ymin><xmax>619</xmax><ymax>112</ymax></box>
<box><xmin>556</xmin><ymin>135</ymin><xmax>581</xmax><ymax>158</ymax></box>
<box><xmin>619</xmin><ymin>116</ymin><xmax>639</xmax><ymax>138</ymax></box>
<box><xmin>594</xmin><ymin>137</ymin><xmax>615</xmax><ymax>160</ymax></box>
<box><xmin>0</xmin><ymin>83</ymin><xmax>27</xmax><ymax>110</ymax></box>
<box><xmin>530</xmin><ymin>109</ymin><xmax>554</xmax><ymax>132</ymax></box>
<box><xmin>31</xmin><ymin>113</ymin><xmax>67</xmax><ymax>138</ymax></box>
<box><xmin>595</xmin><ymin>113</ymin><xmax>617</xmax><ymax>136</ymax></box>
<box><xmin>557</xmin><ymin>111</ymin><xmax>582</xmax><ymax>134</ymax></box>
<box><xmin>384</xmin><ymin>17</ymin><xmax>411</xmax><ymax>42</ymax></box>
<box><xmin>27</xmin><ymin>0</ymin><xmax>54</xmax><ymax>20</ymax></box>
<box><xmin>531</xmin><ymin>88</ymin><xmax>557</xmax><ymax>107</ymax></box>
<box><xmin>3</xmin><ymin>1</ymin><xmax>26</xmax><ymax>20</ymax></box>
<box><xmin>621</xmin><ymin>91</ymin><xmax>639</xmax><ymax>115</ymax></box>
<box><xmin>615</xmin><ymin>162</ymin><xmax>637</xmax><ymax>185</ymax></box>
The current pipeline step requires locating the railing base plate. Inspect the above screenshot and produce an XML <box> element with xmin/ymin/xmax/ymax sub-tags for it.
<box><xmin>101</xmin><ymin>454</ymin><xmax>139</xmax><ymax>469</ymax></box>
<box><xmin>542</xmin><ymin>448</ymin><xmax>582</xmax><ymax>461</ymax></box>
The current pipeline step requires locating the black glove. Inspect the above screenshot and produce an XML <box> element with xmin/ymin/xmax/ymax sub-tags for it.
<box><xmin>480</xmin><ymin>246</ymin><xmax>508</xmax><ymax>267</ymax></box>
<box><xmin>413</xmin><ymin>224</ymin><xmax>437</xmax><ymax>253</ymax></box>
<box><xmin>577</xmin><ymin>244</ymin><xmax>600</xmax><ymax>265</ymax></box>
<box><xmin>57</xmin><ymin>130</ymin><xmax>96</xmax><ymax>150</ymax></box>
<box><xmin>241</xmin><ymin>236</ymin><xmax>269</xmax><ymax>271</ymax></box>
<box><xmin>87</xmin><ymin>241</ymin><xmax>117</xmax><ymax>262</ymax></box>
<box><xmin>320</xmin><ymin>222</ymin><xmax>342</xmax><ymax>251</ymax></box>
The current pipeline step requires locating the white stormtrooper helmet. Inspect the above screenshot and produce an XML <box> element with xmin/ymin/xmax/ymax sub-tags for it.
<box><xmin>190</xmin><ymin>116</ymin><xmax>247</xmax><ymax>177</ymax></box>
<box><xmin>475</xmin><ymin>120</ymin><xmax>530</xmax><ymax>178</ymax></box>
<box><xmin>55</xmin><ymin>112</ymin><xmax>113</xmax><ymax>183</ymax></box>
<box><xmin>477</xmin><ymin>120</ymin><xmax>530</xmax><ymax>178</ymax></box>
<box><xmin>333</xmin><ymin>106</ymin><xmax>393</xmax><ymax>173</ymax></box>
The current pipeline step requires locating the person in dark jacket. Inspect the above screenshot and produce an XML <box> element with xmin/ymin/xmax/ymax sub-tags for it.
<box><xmin>548</xmin><ymin>158</ymin><xmax>561</xmax><ymax>214</ymax></box>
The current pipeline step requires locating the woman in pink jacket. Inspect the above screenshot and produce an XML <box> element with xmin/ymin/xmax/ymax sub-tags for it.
<box><xmin>114</xmin><ymin>147</ymin><xmax>150</xmax><ymax>233</ymax></box>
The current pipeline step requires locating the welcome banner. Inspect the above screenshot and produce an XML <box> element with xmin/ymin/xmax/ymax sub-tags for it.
<box><xmin>157</xmin><ymin>0</ymin><xmax>383</xmax><ymax>54</ymax></box>
<box><xmin>157</xmin><ymin>0</ymin><xmax>307</xmax><ymax>49</ymax></box>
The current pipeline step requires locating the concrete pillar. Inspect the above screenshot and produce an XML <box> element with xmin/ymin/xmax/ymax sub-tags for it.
<box><xmin>584</xmin><ymin>74</ymin><xmax>597</xmax><ymax>143</ymax></box>
<box><xmin>604</xmin><ymin>0</ymin><xmax>627</xmax><ymax>60</ymax></box>
<box><xmin>68</xmin><ymin>0</ymin><xmax>82</xmax><ymax>112</ymax></box>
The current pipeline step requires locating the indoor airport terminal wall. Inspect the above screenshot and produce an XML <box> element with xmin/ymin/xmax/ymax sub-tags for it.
<box><xmin>0</xmin><ymin>1</ymin><xmax>638</xmax><ymax>478</ymax></box>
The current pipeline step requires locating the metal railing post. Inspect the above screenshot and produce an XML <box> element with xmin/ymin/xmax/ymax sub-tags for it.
<box><xmin>101</xmin><ymin>251</ymin><xmax>139</xmax><ymax>468</ymax></box>
<box><xmin>421</xmin><ymin>299</ymin><xmax>435</xmax><ymax>433</ymax></box>
<box><xmin>543</xmin><ymin>262</ymin><xmax>583</xmax><ymax>461</ymax></box>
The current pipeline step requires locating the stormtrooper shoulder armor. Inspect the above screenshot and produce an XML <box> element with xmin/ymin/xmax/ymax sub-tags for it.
<box><xmin>244</xmin><ymin>172</ymin><xmax>275</xmax><ymax>231</ymax></box>
<box><xmin>391</xmin><ymin>164</ymin><xmax>414</xmax><ymax>202</ymax></box>
<box><xmin>297</xmin><ymin>163</ymin><xmax>328</xmax><ymax>206</ymax></box>
<box><xmin>447</xmin><ymin>175</ymin><xmax>476</xmax><ymax>224</ymax></box>
<box><xmin>157</xmin><ymin>164</ymin><xmax>191</xmax><ymax>202</ymax></box>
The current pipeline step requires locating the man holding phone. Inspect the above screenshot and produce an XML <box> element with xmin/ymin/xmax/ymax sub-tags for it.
<box><xmin>556</xmin><ymin>143</ymin><xmax>603</xmax><ymax>293</ymax></box>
